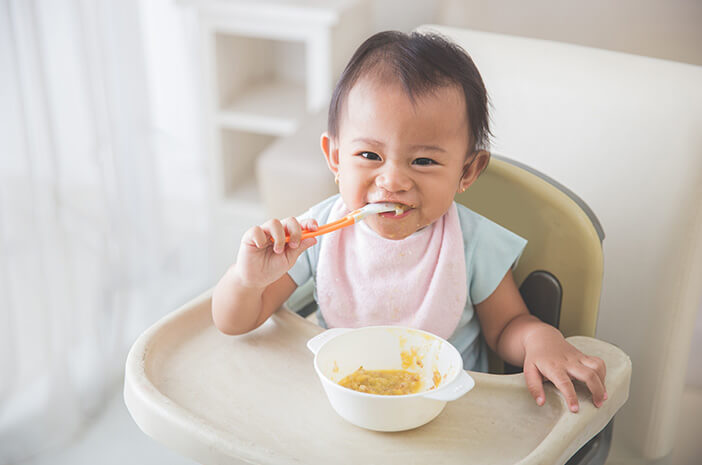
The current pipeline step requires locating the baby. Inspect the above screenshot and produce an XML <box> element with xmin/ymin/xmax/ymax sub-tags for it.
<box><xmin>213</xmin><ymin>31</ymin><xmax>607</xmax><ymax>412</ymax></box>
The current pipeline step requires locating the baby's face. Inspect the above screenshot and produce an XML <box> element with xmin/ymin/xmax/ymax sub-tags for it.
<box><xmin>331</xmin><ymin>76</ymin><xmax>471</xmax><ymax>240</ymax></box>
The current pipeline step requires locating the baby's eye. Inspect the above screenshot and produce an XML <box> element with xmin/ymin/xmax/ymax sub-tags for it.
<box><xmin>359</xmin><ymin>151</ymin><xmax>381</xmax><ymax>161</ymax></box>
<box><xmin>413</xmin><ymin>157</ymin><xmax>437</xmax><ymax>166</ymax></box>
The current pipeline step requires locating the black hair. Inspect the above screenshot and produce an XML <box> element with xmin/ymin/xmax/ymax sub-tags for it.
<box><xmin>328</xmin><ymin>30</ymin><xmax>492</xmax><ymax>153</ymax></box>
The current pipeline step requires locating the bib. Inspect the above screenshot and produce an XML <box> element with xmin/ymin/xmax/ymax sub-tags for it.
<box><xmin>316</xmin><ymin>198</ymin><xmax>467</xmax><ymax>339</ymax></box>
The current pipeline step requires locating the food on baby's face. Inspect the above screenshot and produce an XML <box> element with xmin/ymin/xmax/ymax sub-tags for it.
<box><xmin>394</xmin><ymin>204</ymin><xmax>408</xmax><ymax>216</ymax></box>
<box><xmin>339</xmin><ymin>367</ymin><xmax>422</xmax><ymax>395</ymax></box>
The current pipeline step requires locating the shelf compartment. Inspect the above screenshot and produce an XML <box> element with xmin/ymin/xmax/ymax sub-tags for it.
<box><xmin>217</xmin><ymin>79</ymin><xmax>305</xmax><ymax>136</ymax></box>
<box><xmin>215</xmin><ymin>33</ymin><xmax>307</xmax><ymax>134</ymax></box>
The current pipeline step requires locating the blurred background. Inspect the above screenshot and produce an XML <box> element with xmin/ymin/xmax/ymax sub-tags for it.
<box><xmin>1</xmin><ymin>0</ymin><xmax>700</xmax><ymax>464</ymax></box>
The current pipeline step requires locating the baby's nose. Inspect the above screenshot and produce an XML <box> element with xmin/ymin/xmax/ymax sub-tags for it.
<box><xmin>375</xmin><ymin>164</ymin><xmax>412</xmax><ymax>192</ymax></box>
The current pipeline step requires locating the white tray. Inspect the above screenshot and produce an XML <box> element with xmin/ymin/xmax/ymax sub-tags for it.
<box><xmin>124</xmin><ymin>290</ymin><xmax>631</xmax><ymax>465</ymax></box>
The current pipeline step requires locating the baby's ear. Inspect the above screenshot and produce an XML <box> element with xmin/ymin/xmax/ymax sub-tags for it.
<box><xmin>321</xmin><ymin>132</ymin><xmax>339</xmax><ymax>175</ymax></box>
<box><xmin>459</xmin><ymin>150</ymin><xmax>490</xmax><ymax>192</ymax></box>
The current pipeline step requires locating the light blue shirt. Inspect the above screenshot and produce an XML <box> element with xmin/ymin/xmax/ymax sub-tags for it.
<box><xmin>288</xmin><ymin>195</ymin><xmax>527</xmax><ymax>372</ymax></box>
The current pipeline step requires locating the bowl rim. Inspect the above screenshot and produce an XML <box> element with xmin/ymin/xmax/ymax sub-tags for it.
<box><xmin>312</xmin><ymin>325</ymin><xmax>463</xmax><ymax>399</ymax></box>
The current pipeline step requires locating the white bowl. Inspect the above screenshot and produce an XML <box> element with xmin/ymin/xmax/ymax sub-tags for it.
<box><xmin>307</xmin><ymin>326</ymin><xmax>475</xmax><ymax>432</ymax></box>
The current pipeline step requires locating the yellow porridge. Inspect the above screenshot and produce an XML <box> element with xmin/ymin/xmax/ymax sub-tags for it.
<box><xmin>339</xmin><ymin>367</ymin><xmax>422</xmax><ymax>395</ymax></box>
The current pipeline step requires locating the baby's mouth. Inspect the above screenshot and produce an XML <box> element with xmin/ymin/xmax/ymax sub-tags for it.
<box><xmin>377</xmin><ymin>202</ymin><xmax>413</xmax><ymax>219</ymax></box>
<box><xmin>392</xmin><ymin>204</ymin><xmax>408</xmax><ymax>215</ymax></box>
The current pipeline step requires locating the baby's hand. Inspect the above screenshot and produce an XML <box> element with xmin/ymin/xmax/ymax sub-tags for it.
<box><xmin>522</xmin><ymin>326</ymin><xmax>607</xmax><ymax>413</ymax></box>
<box><xmin>234</xmin><ymin>217</ymin><xmax>318</xmax><ymax>289</ymax></box>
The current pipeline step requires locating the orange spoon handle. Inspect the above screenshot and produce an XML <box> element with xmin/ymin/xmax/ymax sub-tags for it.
<box><xmin>284</xmin><ymin>216</ymin><xmax>355</xmax><ymax>243</ymax></box>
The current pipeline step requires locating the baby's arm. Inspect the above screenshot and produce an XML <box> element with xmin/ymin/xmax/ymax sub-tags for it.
<box><xmin>475</xmin><ymin>270</ymin><xmax>607</xmax><ymax>412</ymax></box>
<box><xmin>212</xmin><ymin>217</ymin><xmax>318</xmax><ymax>335</ymax></box>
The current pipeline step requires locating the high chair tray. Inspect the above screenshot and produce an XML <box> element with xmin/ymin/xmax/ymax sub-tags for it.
<box><xmin>124</xmin><ymin>290</ymin><xmax>631</xmax><ymax>465</ymax></box>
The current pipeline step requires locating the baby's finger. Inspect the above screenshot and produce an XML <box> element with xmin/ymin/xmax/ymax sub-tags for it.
<box><xmin>284</xmin><ymin>237</ymin><xmax>317</xmax><ymax>263</ymax></box>
<box><xmin>567</xmin><ymin>364</ymin><xmax>607</xmax><ymax>408</ymax></box>
<box><xmin>281</xmin><ymin>217</ymin><xmax>302</xmax><ymax>248</ymax></box>
<box><xmin>263</xmin><ymin>219</ymin><xmax>286</xmax><ymax>254</ymax></box>
<box><xmin>244</xmin><ymin>226</ymin><xmax>271</xmax><ymax>249</ymax></box>
<box><xmin>299</xmin><ymin>218</ymin><xmax>319</xmax><ymax>232</ymax></box>
<box><xmin>299</xmin><ymin>237</ymin><xmax>317</xmax><ymax>250</ymax></box>
<box><xmin>581</xmin><ymin>355</ymin><xmax>608</xmax><ymax>401</ymax></box>
<box><xmin>524</xmin><ymin>362</ymin><xmax>545</xmax><ymax>406</ymax></box>
<box><xmin>545</xmin><ymin>368</ymin><xmax>579</xmax><ymax>413</ymax></box>
<box><xmin>581</xmin><ymin>356</ymin><xmax>607</xmax><ymax>383</ymax></box>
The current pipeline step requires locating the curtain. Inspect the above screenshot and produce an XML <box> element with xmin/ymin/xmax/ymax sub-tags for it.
<box><xmin>0</xmin><ymin>0</ymin><xmax>210</xmax><ymax>462</ymax></box>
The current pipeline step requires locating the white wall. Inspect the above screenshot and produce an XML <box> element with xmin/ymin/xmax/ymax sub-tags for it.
<box><xmin>436</xmin><ymin>0</ymin><xmax>702</xmax><ymax>66</ymax></box>
<box><xmin>687</xmin><ymin>304</ymin><xmax>702</xmax><ymax>386</ymax></box>
<box><xmin>371</xmin><ymin>0</ymin><xmax>437</xmax><ymax>32</ymax></box>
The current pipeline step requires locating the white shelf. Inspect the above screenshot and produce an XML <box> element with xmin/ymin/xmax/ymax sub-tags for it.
<box><xmin>217</xmin><ymin>80</ymin><xmax>305</xmax><ymax>136</ymax></box>
<box><xmin>190</xmin><ymin>0</ymin><xmax>371</xmax><ymax>223</ymax></box>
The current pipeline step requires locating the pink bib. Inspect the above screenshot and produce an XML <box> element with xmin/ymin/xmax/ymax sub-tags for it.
<box><xmin>316</xmin><ymin>198</ymin><xmax>467</xmax><ymax>339</ymax></box>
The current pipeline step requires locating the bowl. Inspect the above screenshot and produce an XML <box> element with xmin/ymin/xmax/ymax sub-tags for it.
<box><xmin>307</xmin><ymin>326</ymin><xmax>475</xmax><ymax>432</ymax></box>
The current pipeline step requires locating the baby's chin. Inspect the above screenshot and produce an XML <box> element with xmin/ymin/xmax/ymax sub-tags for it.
<box><xmin>365</xmin><ymin>217</ymin><xmax>422</xmax><ymax>240</ymax></box>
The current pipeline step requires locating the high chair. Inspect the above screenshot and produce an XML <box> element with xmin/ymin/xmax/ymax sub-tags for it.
<box><xmin>124</xmin><ymin>153</ymin><xmax>630</xmax><ymax>464</ymax></box>
<box><xmin>456</xmin><ymin>154</ymin><xmax>615</xmax><ymax>465</ymax></box>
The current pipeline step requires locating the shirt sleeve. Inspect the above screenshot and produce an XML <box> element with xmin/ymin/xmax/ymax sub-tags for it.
<box><xmin>464</xmin><ymin>211</ymin><xmax>528</xmax><ymax>305</ymax></box>
<box><xmin>287</xmin><ymin>248</ymin><xmax>313</xmax><ymax>286</ymax></box>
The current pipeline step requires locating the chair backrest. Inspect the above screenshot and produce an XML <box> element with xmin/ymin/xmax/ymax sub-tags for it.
<box><xmin>456</xmin><ymin>155</ymin><xmax>604</xmax><ymax>339</ymax></box>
